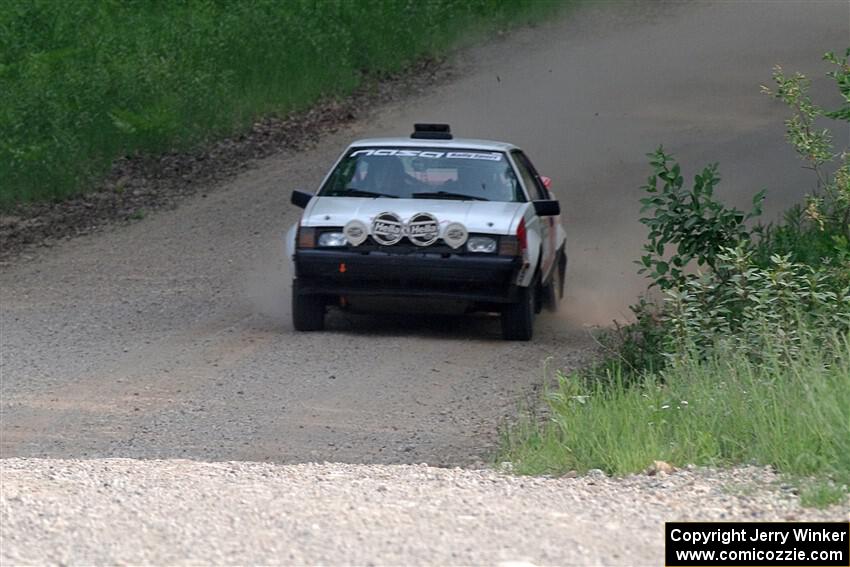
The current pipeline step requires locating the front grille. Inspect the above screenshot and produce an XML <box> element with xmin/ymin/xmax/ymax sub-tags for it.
<box><xmin>354</xmin><ymin>236</ymin><xmax>456</xmax><ymax>254</ymax></box>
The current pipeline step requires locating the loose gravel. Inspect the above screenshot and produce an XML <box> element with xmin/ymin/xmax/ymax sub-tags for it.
<box><xmin>2</xmin><ymin>459</ymin><xmax>847</xmax><ymax>566</ymax></box>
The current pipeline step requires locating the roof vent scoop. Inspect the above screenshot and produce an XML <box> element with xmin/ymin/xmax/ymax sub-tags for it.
<box><xmin>411</xmin><ymin>123</ymin><xmax>453</xmax><ymax>140</ymax></box>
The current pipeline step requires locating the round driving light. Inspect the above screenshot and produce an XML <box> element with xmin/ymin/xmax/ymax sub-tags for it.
<box><xmin>343</xmin><ymin>220</ymin><xmax>368</xmax><ymax>246</ymax></box>
<box><xmin>407</xmin><ymin>212</ymin><xmax>440</xmax><ymax>246</ymax></box>
<box><xmin>371</xmin><ymin>212</ymin><xmax>404</xmax><ymax>245</ymax></box>
<box><xmin>442</xmin><ymin>222</ymin><xmax>468</xmax><ymax>249</ymax></box>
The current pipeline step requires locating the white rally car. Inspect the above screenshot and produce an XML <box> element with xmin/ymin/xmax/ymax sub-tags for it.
<box><xmin>287</xmin><ymin>124</ymin><xmax>566</xmax><ymax>340</ymax></box>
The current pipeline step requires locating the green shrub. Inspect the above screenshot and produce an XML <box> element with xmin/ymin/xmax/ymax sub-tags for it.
<box><xmin>662</xmin><ymin>247</ymin><xmax>850</xmax><ymax>362</ymax></box>
<box><xmin>638</xmin><ymin>148</ymin><xmax>764</xmax><ymax>290</ymax></box>
<box><xmin>753</xmin><ymin>207</ymin><xmax>850</xmax><ymax>270</ymax></box>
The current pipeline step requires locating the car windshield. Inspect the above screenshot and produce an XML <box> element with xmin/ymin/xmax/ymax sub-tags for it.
<box><xmin>319</xmin><ymin>147</ymin><xmax>525</xmax><ymax>202</ymax></box>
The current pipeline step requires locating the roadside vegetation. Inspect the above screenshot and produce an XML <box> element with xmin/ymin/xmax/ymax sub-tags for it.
<box><xmin>501</xmin><ymin>50</ymin><xmax>850</xmax><ymax>507</ymax></box>
<box><xmin>0</xmin><ymin>0</ymin><xmax>559</xmax><ymax>206</ymax></box>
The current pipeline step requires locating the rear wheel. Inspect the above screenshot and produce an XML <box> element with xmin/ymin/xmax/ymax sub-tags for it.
<box><xmin>501</xmin><ymin>284</ymin><xmax>535</xmax><ymax>341</ymax></box>
<box><xmin>292</xmin><ymin>280</ymin><xmax>325</xmax><ymax>331</ymax></box>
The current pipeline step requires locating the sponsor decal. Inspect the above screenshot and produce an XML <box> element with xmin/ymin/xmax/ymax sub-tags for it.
<box><xmin>350</xmin><ymin>148</ymin><xmax>502</xmax><ymax>161</ymax></box>
<box><xmin>371</xmin><ymin>212</ymin><xmax>404</xmax><ymax>245</ymax></box>
<box><xmin>442</xmin><ymin>222</ymin><xmax>468</xmax><ymax>249</ymax></box>
<box><xmin>343</xmin><ymin>220</ymin><xmax>369</xmax><ymax>246</ymax></box>
<box><xmin>407</xmin><ymin>213</ymin><xmax>440</xmax><ymax>247</ymax></box>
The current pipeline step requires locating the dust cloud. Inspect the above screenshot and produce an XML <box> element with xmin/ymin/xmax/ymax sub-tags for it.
<box><xmin>243</xmin><ymin>240</ymin><xmax>293</xmax><ymax>326</ymax></box>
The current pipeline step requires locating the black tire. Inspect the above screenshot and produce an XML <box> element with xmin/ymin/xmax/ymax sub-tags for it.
<box><xmin>501</xmin><ymin>284</ymin><xmax>535</xmax><ymax>341</ymax></box>
<box><xmin>292</xmin><ymin>280</ymin><xmax>325</xmax><ymax>331</ymax></box>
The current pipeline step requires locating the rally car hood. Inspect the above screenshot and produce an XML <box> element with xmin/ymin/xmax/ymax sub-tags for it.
<box><xmin>302</xmin><ymin>197</ymin><xmax>526</xmax><ymax>235</ymax></box>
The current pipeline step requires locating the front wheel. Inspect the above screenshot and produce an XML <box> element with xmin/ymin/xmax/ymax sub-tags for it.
<box><xmin>501</xmin><ymin>285</ymin><xmax>535</xmax><ymax>341</ymax></box>
<box><xmin>292</xmin><ymin>280</ymin><xmax>325</xmax><ymax>331</ymax></box>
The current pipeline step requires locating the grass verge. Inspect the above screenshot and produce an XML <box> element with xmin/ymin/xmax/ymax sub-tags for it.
<box><xmin>500</xmin><ymin>331</ymin><xmax>850</xmax><ymax>507</ymax></box>
<box><xmin>0</xmin><ymin>0</ymin><xmax>563</xmax><ymax>206</ymax></box>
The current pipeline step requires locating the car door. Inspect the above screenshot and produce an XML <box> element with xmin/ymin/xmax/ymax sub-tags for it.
<box><xmin>511</xmin><ymin>150</ymin><xmax>555</xmax><ymax>280</ymax></box>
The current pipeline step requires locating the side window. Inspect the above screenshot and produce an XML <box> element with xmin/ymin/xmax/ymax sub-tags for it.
<box><xmin>511</xmin><ymin>151</ymin><xmax>548</xmax><ymax>200</ymax></box>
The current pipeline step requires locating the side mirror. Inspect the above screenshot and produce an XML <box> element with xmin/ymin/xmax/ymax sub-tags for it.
<box><xmin>540</xmin><ymin>175</ymin><xmax>552</xmax><ymax>190</ymax></box>
<box><xmin>291</xmin><ymin>189</ymin><xmax>313</xmax><ymax>209</ymax></box>
<box><xmin>533</xmin><ymin>200</ymin><xmax>560</xmax><ymax>217</ymax></box>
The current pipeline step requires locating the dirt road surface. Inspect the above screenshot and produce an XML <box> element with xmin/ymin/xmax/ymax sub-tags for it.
<box><xmin>2</xmin><ymin>460</ymin><xmax>846</xmax><ymax>566</ymax></box>
<box><xmin>2</xmin><ymin>1</ymin><xmax>848</xmax><ymax>564</ymax></box>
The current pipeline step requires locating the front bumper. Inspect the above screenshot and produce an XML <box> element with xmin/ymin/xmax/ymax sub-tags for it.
<box><xmin>294</xmin><ymin>249</ymin><xmax>522</xmax><ymax>303</ymax></box>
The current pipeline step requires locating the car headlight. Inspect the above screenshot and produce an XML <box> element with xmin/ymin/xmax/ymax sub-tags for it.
<box><xmin>466</xmin><ymin>236</ymin><xmax>497</xmax><ymax>253</ymax></box>
<box><xmin>318</xmin><ymin>232</ymin><xmax>347</xmax><ymax>247</ymax></box>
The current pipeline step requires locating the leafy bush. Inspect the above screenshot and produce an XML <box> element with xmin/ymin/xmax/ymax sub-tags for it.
<box><xmin>662</xmin><ymin>248</ymin><xmax>850</xmax><ymax>362</ymax></box>
<box><xmin>638</xmin><ymin>148</ymin><xmax>764</xmax><ymax>290</ymax></box>
<box><xmin>753</xmin><ymin>206</ymin><xmax>850</xmax><ymax>269</ymax></box>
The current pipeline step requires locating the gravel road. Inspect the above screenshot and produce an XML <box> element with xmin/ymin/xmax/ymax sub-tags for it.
<box><xmin>2</xmin><ymin>459</ymin><xmax>847</xmax><ymax>566</ymax></box>
<box><xmin>1</xmin><ymin>1</ymin><xmax>848</xmax><ymax>564</ymax></box>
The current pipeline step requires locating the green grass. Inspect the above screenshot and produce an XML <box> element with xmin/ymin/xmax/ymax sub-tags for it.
<box><xmin>500</xmin><ymin>331</ymin><xmax>850</xmax><ymax>507</ymax></box>
<box><xmin>799</xmin><ymin>480</ymin><xmax>848</xmax><ymax>508</ymax></box>
<box><xmin>0</xmin><ymin>0</ymin><xmax>563</xmax><ymax>206</ymax></box>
